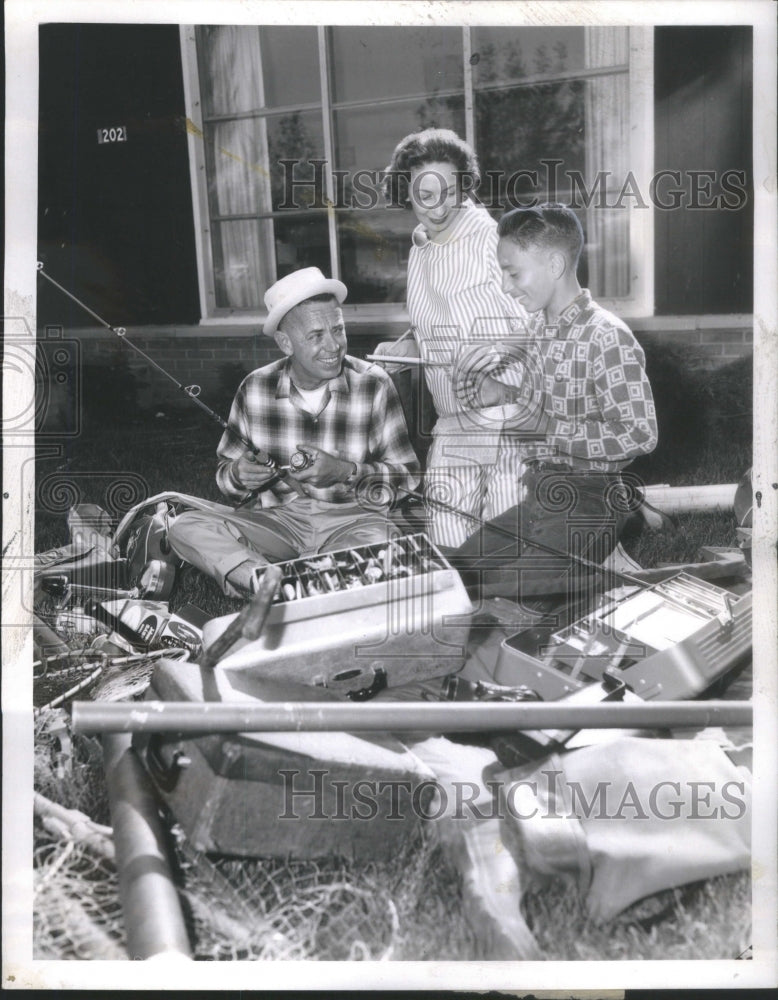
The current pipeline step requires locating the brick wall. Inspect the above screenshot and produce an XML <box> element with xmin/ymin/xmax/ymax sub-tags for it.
<box><xmin>54</xmin><ymin>327</ymin><xmax>283</xmax><ymax>412</ymax></box>
<box><xmin>48</xmin><ymin>319</ymin><xmax>753</xmax><ymax>416</ymax></box>
<box><xmin>44</xmin><ymin>323</ymin><xmax>407</xmax><ymax>414</ymax></box>
<box><xmin>634</xmin><ymin>325</ymin><xmax>754</xmax><ymax>369</ymax></box>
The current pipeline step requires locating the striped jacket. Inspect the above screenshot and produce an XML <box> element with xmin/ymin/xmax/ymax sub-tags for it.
<box><xmin>406</xmin><ymin>199</ymin><xmax>528</xmax><ymax>457</ymax></box>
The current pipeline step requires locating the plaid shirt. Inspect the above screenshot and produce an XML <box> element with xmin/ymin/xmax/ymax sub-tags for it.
<box><xmin>216</xmin><ymin>356</ymin><xmax>420</xmax><ymax>506</ymax></box>
<box><xmin>491</xmin><ymin>289</ymin><xmax>658</xmax><ymax>471</ymax></box>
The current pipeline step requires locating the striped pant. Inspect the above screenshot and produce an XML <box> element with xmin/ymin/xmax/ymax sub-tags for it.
<box><xmin>423</xmin><ymin>436</ymin><xmax>527</xmax><ymax>548</ymax></box>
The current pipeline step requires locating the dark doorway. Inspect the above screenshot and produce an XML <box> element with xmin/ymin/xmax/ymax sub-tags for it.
<box><xmin>654</xmin><ymin>26</ymin><xmax>753</xmax><ymax>315</ymax></box>
<box><xmin>38</xmin><ymin>23</ymin><xmax>200</xmax><ymax>327</ymax></box>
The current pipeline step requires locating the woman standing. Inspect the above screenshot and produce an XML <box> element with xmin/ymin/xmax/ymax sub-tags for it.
<box><xmin>379</xmin><ymin>129</ymin><xmax>529</xmax><ymax>548</ymax></box>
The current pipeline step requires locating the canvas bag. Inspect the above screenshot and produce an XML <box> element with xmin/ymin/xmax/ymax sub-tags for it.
<box><xmin>493</xmin><ymin>736</ymin><xmax>751</xmax><ymax>923</ymax></box>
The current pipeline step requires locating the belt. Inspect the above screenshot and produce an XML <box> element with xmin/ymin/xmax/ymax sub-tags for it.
<box><xmin>525</xmin><ymin>461</ymin><xmax>623</xmax><ymax>479</ymax></box>
<box><xmin>272</xmin><ymin>488</ymin><xmax>361</xmax><ymax>506</ymax></box>
<box><xmin>525</xmin><ymin>460</ymin><xmax>574</xmax><ymax>473</ymax></box>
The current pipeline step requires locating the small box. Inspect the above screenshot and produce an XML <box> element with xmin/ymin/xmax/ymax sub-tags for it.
<box><xmin>99</xmin><ymin>598</ymin><xmax>205</xmax><ymax>655</ymax></box>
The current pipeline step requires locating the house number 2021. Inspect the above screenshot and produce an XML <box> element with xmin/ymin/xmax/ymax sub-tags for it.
<box><xmin>97</xmin><ymin>126</ymin><xmax>127</xmax><ymax>144</ymax></box>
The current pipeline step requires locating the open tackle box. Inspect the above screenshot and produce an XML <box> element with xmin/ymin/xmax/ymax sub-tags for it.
<box><xmin>493</xmin><ymin>572</ymin><xmax>752</xmax><ymax>701</ymax></box>
<box><xmin>201</xmin><ymin>533</ymin><xmax>474</xmax><ymax>697</ymax></box>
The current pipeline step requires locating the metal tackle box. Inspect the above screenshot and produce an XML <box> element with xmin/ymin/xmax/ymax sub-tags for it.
<box><xmin>201</xmin><ymin>534</ymin><xmax>474</xmax><ymax>697</ymax></box>
<box><xmin>493</xmin><ymin>573</ymin><xmax>751</xmax><ymax>701</ymax></box>
<box><xmin>134</xmin><ymin>658</ymin><xmax>436</xmax><ymax>860</ymax></box>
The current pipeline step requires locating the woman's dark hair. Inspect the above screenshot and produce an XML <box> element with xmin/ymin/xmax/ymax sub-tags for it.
<box><xmin>498</xmin><ymin>203</ymin><xmax>585</xmax><ymax>267</ymax></box>
<box><xmin>383</xmin><ymin>128</ymin><xmax>480</xmax><ymax>208</ymax></box>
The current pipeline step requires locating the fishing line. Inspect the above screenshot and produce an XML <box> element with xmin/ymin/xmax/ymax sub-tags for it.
<box><xmin>37</xmin><ymin>264</ymin><xmax>289</xmax><ymax>498</ymax></box>
<box><xmin>395</xmin><ymin>483</ymin><xmax>649</xmax><ymax>591</ymax></box>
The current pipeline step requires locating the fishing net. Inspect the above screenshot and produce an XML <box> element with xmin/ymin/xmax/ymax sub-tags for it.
<box><xmin>33</xmin><ymin>707</ymin><xmax>407</xmax><ymax>961</ymax></box>
<box><xmin>33</xmin><ymin>831</ymin><xmax>126</xmax><ymax>961</ymax></box>
<box><xmin>33</xmin><ymin>647</ymin><xmax>189</xmax><ymax>713</ymax></box>
<box><xmin>173</xmin><ymin>840</ymin><xmax>399</xmax><ymax>961</ymax></box>
<box><xmin>34</xmin><ymin>653</ymin><xmax>105</xmax><ymax>712</ymax></box>
<box><xmin>34</xmin><ymin>710</ymin><xmax>125</xmax><ymax>959</ymax></box>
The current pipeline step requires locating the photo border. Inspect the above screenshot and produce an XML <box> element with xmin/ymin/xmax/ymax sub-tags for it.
<box><xmin>3</xmin><ymin>0</ymin><xmax>776</xmax><ymax>991</ymax></box>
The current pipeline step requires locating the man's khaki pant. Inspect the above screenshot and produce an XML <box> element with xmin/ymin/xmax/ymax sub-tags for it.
<box><xmin>168</xmin><ymin>495</ymin><xmax>399</xmax><ymax>596</ymax></box>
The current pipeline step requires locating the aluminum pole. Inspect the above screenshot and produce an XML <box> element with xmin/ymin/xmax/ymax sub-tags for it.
<box><xmin>103</xmin><ymin>733</ymin><xmax>192</xmax><ymax>960</ymax></box>
<box><xmin>76</xmin><ymin>699</ymin><xmax>751</xmax><ymax>734</ymax></box>
<box><xmin>642</xmin><ymin>483</ymin><xmax>738</xmax><ymax>513</ymax></box>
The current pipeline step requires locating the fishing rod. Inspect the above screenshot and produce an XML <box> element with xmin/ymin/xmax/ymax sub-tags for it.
<box><xmin>394</xmin><ymin>484</ymin><xmax>654</xmax><ymax>592</ymax></box>
<box><xmin>37</xmin><ymin>266</ymin><xmax>661</xmax><ymax>591</ymax></box>
<box><xmin>37</xmin><ymin>264</ymin><xmax>302</xmax><ymax>499</ymax></box>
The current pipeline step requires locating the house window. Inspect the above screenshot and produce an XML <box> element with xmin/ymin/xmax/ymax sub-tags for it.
<box><xmin>181</xmin><ymin>25</ymin><xmax>652</xmax><ymax>319</ymax></box>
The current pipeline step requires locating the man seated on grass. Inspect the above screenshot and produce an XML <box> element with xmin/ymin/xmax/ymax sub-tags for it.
<box><xmin>167</xmin><ymin>267</ymin><xmax>534</xmax><ymax>958</ymax></box>
<box><xmin>168</xmin><ymin>267</ymin><xmax>420</xmax><ymax>596</ymax></box>
<box><xmin>445</xmin><ymin>202</ymin><xmax>658</xmax><ymax>603</ymax></box>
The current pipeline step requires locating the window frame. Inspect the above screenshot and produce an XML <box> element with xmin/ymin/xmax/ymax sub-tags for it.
<box><xmin>180</xmin><ymin>24</ymin><xmax>654</xmax><ymax>324</ymax></box>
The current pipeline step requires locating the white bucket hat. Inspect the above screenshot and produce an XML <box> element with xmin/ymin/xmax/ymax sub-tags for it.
<box><xmin>263</xmin><ymin>267</ymin><xmax>347</xmax><ymax>335</ymax></box>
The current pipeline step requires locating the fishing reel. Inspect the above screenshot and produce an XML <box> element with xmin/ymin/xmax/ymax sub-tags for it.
<box><xmin>287</xmin><ymin>449</ymin><xmax>316</xmax><ymax>473</ymax></box>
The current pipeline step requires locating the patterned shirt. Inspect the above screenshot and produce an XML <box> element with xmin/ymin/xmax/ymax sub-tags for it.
<box><xmin>492</xmin><ymin>289</ymin><xmax>658</xmax><ymax>471</ymax></box>
<box><xmin>216</xmin><ymin>356</ymin><xmax>420</xmax><ymax>506</ymax></box>
<box><xmin>406</xmin><ymin>200</ymin><xmax>528</xmax><ymax>456</ymax></box>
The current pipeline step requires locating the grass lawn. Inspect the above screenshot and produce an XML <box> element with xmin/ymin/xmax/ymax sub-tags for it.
<box><xmin>35</xmin><ymin>417</ymin><xmax>750</xmax><ymax>619</ymax></box>
<box><xmin>32</xmin><ymin>356</ymin><xmax>754</xmax><ymax>963</ymax></box>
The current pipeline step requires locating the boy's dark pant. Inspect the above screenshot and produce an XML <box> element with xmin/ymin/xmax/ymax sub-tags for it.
<box><xmin>443</xmin><ymin>464</ymin><xmax>629</xmax><ymax>603</ymax></box>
